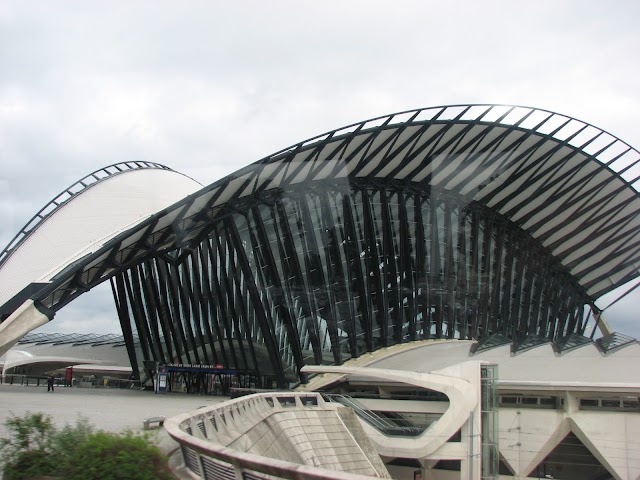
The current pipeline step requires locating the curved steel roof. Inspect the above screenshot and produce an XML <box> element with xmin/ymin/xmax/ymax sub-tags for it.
<box><xmin>23</xmin><ymin>105</ymin><xmax>640</xmax><ymax>317</ymax></box>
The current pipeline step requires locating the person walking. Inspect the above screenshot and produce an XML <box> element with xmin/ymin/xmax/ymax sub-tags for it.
<box><xmin>47</xmin><ymin>374</ymin><xmax>55</xmax><ymax>392</ymax></box>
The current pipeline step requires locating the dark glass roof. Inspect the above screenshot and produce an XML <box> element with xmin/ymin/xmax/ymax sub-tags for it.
<box><xmin>471</xmin><ymin>332</ymin><xmax>597</xmax><ymax>356</ymax></box>
<box><xmin>18</xmin><ymin>332</ymin><xmax>138</xmax><ymax>347</ymax></box>
<box><xmin>596</xmin><ymin>332</ymin><xmax>637</xmax><ymax>354</ymax></box>
<box><xmin>555</xmin><ymin>333</ymin><xmax>594</xmax><ymax>354</ymax></box>
<box><xmin>472</xmin><ymin>334</ymin><xmax>512</xmax><ymax>353</ymax></box>
<box><xmin>512</xmin><ymin>334</ymin><xmax>551</xmax><ymax>354</ymax></box>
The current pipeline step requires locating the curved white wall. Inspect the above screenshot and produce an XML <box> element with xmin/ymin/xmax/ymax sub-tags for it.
<box><xmin>0</xmin><ymin>168</ymin><xmax>201</xmax><ymax>307</ymax></box>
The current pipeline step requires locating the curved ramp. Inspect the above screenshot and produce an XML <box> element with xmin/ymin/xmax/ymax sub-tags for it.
<box><xmin>302</xmin><ymin>364</ymin><xmax>479</xmax><ymax>458</ymax></box>
<box><xmin>165</xmin><ymin>392</ymin><xmax>390</xmax><ymax>479</ymax></box>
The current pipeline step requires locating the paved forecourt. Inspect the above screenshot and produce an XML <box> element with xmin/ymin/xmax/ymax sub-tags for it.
<box><xmin>0</xmin><ymin>384</ymin><xmax>228</xmax><ymax>455</ymax></box>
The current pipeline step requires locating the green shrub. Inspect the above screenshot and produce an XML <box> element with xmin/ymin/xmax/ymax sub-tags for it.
<box><xmin>2</xmin><ymin>448</ymin><xmax>57</xmax><ymax>480</ymax></box>
<box><xmin>50</xmin><ymin>416</ymin><xmax>95</xmax><ymax>469</ymax></box>
<box><xmin>1</xmin><ymin>412</ymin><xmax>56</xmax><ymax>480</ymax></box>
<box><xmin>1</xmin><ymin>412</ymin><xmax>54</xmax><ymax>455</ymax></box>
<box><xmin>64</xmin><ymin>431</ymin><xmax>173</xmax><ymax>480</ymax></box>
<box><xmin>1</xmin><ymin>413</ymin><xmax>173</xmax><ymax>480</ymax></box>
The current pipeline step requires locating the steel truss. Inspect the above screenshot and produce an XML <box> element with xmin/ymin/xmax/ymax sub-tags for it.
<box><xmin>7</xmin><ymin>104</ymin><xmax>638</xmax><ymax>384</ymax></box>
<box><xmin>112</xmin><ymin>179</ymin><xmax>590</xmax><ymax>384</ymax></box>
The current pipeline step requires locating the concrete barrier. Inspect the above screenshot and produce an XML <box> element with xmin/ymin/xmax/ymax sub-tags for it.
<box><xmin>165</xmin><ymin>392</ymin><xmax>390</xmax><ymax>480</ymax></box>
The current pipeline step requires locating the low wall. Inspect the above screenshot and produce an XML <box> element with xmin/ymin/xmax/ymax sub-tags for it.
<box><xmin>165</xmin><ymin>392</ymin><xmax>390</xmax><ymax>480</ymax></box>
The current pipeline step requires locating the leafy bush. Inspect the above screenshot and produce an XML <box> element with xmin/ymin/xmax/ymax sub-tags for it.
<box><xmin>49</xmin><ymin>416</ymin><xmax>95</xmax><ymax>471</ymax></box>
<box><xmin>2</xmin><ymin>449</ymin><xmax>57</xmax><ymax>480</ymax></box>
<box><xmin>0</xmin><ymin>413</ymin><xmax>173</xmax><ymax>480</ymax></box>
<box><xmin>65</xmin><ymin>431</ymin><xmax>173</xmax><ymax>480</ymax></box>
<box><xmin>1</xmin><ymin>412</ymin><xmax>56</xmax><ymax>480</ymax></box>
<box><xmin>1</xmin><ymin>412</ymin><xmax>54</xmax><ymax>455</ymax></box>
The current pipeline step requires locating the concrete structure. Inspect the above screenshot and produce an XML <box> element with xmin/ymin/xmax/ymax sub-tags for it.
<box><xmin>168</xmin><ymin>340</ymin><xmax>639</xmax><ymax>479</ymax></box>
<box><xmin>166</xmin><ymin>360</ymin><xmax>496</xmax><ymax>479</ymax></box>
<box><xmin>165</xmin><ymin>392</ymin><xmax>391</xmax><ymax>479</ymax></box>
<box><xmin>301</xmin><ymin>340</ymin><xmax>640</xmax><ymax>479</ymax></box>
<box><xmin>0</xmin><ymin>332</ymin><xmax>133</xmax><ymax>381</ymax></box>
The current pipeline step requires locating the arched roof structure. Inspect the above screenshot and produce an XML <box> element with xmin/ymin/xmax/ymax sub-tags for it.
<box><xmin>1</xmin><ymin>104</ymin><xmax>639</xmax><ymax>380</ymax></box>
<box><xmin>1</xmin><ymin>332</ymin><xmax>133</xmax><ymax>377</ymax></box>
<box><xmin>26</xmin><ymin>105</ymin><xmax>640</xmax><ymax>317</ymax></box>
<box><xmin>0</xmin><ymin>162</ymin><xmax>201</xmax><ymax>340</ymax></box>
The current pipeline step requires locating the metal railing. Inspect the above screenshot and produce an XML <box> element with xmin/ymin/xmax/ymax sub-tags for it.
<box><xmin>324</xmin><ymin>394</ymin><xmax>423</xmax><ymax>437</ymax></box>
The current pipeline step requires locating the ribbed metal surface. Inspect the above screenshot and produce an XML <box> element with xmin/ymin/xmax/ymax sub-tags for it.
<box><xmin>112</xmin><ymin>180</ymin><xmax>591</xmax><ymax>383</ymax></box>
<box><xmin>201</xmin><ymin>457</ymin><xmax>235</xmax><ymax>480</ymax></box>
<box><xmin>34</xmin><ymin>105</ymin><xmax>640</xmax><ymax>320</ymax></box>
<box><xmin>0</xmin><ymin>161</ymin><xmax>174</xmax><ymax>269</ymax></box>
<box><xmin>6</xmin><ymin>105</ymin><xmax>639</xmax><ymax>383</ymax></box>
<box><xmin>242</xmin><ymin>471</ymin><xmax>270</xmax><ymax>480</ymax></box>
<box><xmin>182</xmin><ymin>445</ymin><xmax>202</xmax><ymax>476</ymax></box>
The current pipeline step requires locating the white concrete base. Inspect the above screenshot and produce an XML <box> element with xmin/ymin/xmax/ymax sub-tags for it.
<box><xmin>0</xmin><ymin>299</ymin><xmax>49</xmax><ymax>358</ymax></box>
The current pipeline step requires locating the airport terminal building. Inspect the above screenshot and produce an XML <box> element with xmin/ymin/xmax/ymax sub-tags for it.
<box><xmin>1</xmin><ymin>105</ymin><xmax>639</xmax><ymax>479</ymax></box>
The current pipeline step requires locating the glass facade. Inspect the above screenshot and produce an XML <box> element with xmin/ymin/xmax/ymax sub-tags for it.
<box><xmin>481</xmin><ymin>364</ymin><xmax>499</xmax><ymax>480</ymax></box>
<box><xmin>112</xmin><ymin>179</ymin><xmax>590</xmax><ymax>385</ymax></box>
<box><xmin>18</xmin><ymin>105</ymin><xmax>636</xmax><ymax>386</ymax></box>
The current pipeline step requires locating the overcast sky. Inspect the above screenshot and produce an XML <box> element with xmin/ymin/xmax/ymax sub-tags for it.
<box><xmin>1</xmin><ymin>1</ymin><xmax>639</xmax><ymax>338</ymax></box>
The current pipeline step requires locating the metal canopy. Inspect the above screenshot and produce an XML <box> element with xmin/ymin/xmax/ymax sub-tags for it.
<box><xmin>17</xmin><ymin>331</ymin><xmax>134</xmax><ymax>347</ymax></box>
<box><xmin>25</xmin><ymin>105</ymin><xmax>640</xmax><ymax>320</ymax></box>
<box><xmin>3</xmin><ymin>104</ymin><xmax>640</xmax><ymax>385</ymax></box>
<box><xmin>596</xmin><ymin>332</ymin><xmax>637</xmax><ymax>354</ymax></box>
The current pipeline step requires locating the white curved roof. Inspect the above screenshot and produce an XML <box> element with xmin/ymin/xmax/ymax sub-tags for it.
<box><xmin>0</xmin><ymin>166</ymin><xmax>201</xmax><ymax>308</ymax></box>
